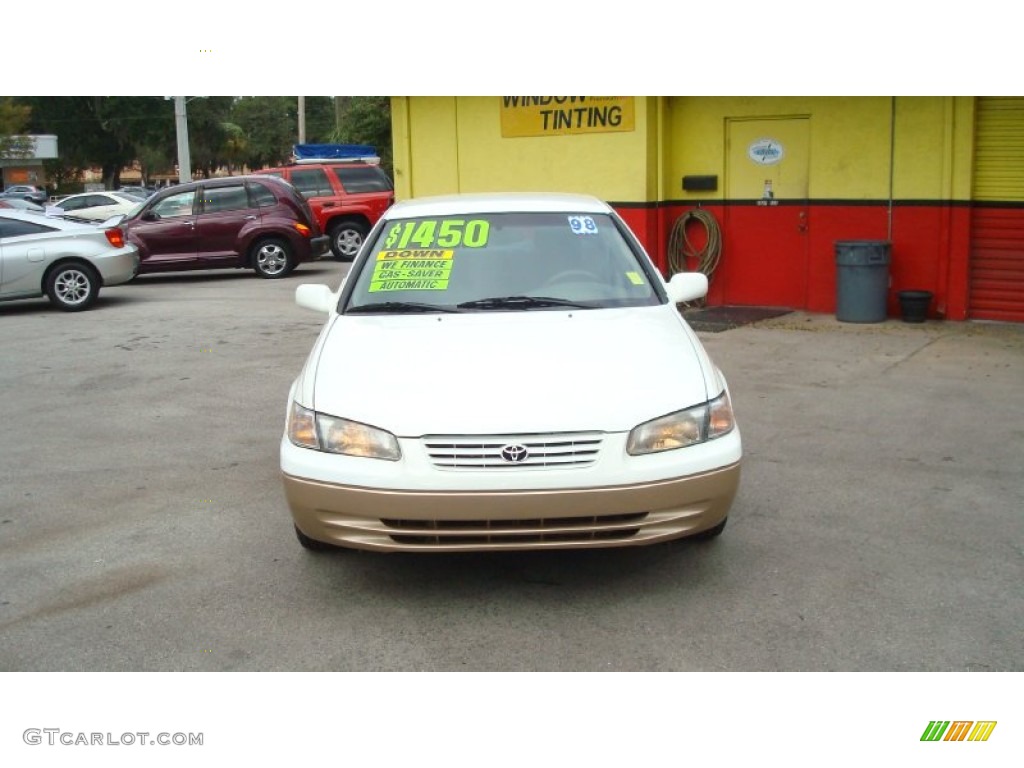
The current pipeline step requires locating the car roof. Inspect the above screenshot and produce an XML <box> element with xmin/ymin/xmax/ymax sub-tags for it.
<box><xmin>0</xmin><ymin>209</ymin><xmax>101</xmax><ymax>231</ymax></box>
<box><xmin>148</xmin><ymin>175</ymin><xmax>291</xmax><ymax>195</ymax></box>
<box><xmin>385</xmin><ymin>192</ymin><xmax>611</xmax><ymax>218</ymax></box>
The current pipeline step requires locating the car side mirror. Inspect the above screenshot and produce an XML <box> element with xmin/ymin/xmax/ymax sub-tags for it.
<box><xmin>141</xmin><ymin>211</ymin><xmax>160</xmax><ymax>222</ymax></box>
<box><xmin>295</xmin><ymin>284</ymin><xmax>336</xmax><ymax>314</ymax></box>
<box><xmin>666</xmin><ymin>272</ymin><xmax>709</xmax><ymax>304</ymax></box>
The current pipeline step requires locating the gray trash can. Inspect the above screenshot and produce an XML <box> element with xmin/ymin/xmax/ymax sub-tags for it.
<box><xmin>835</xmin><ymin>240</ymin><xmax>891</xmax><ymax>323</ymax></box>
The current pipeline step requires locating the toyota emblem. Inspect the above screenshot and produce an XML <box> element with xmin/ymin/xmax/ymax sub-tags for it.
<box><xmin>500</xmin><ymin>444</ymin><xmax>529</xmax><ymax>463</ymax></box>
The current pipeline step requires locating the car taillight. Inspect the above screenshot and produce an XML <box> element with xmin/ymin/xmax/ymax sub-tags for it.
<box><xmin>105</xmin><ymin>228</ymin><xmax>125</xmax><ymax>248</ymax></box>
<box><xmin>294</xmin><ymin>223</ymin><xmax>311</xmax><ymax>237</ymax></box>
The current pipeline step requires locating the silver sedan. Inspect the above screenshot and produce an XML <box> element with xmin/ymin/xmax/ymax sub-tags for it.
<box><xmin>0</xmin><ymin>210</ymin><xmax>139</xmax><ymax>311</ymax></box>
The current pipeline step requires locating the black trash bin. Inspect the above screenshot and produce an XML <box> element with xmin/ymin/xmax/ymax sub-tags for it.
<box><xmin>835</xmin><ymin>240</ymin><xmax>891</xmax><ymax>323</ymax></box>
<box><xmin>898</xmin><ymin>290</ymin><xmax>933</xmax><ymax>323</ymax></box>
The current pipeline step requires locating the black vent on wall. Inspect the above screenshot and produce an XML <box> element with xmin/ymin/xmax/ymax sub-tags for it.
<box><xmin>683</xmin><ymin>175</ymin><xmax>718</xmax><ymax>192</ymax></box>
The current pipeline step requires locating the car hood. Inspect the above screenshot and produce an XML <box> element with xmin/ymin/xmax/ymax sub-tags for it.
<box><xmin>306</xmin><ymin>305</ymin><xmax>714</xmax><ymax>436</ymax></box>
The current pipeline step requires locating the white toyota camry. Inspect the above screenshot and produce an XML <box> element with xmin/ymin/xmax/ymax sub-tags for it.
<box><xmin>281</xmin><ymin>192</ymin><xmax>741</xmax><ymax>552</ymax></box>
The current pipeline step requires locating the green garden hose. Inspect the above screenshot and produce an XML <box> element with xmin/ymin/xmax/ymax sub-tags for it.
<box><xmin>668</xmin><ymin>207</ymin><xmax>722</xmax><ymax>283</ymax></box>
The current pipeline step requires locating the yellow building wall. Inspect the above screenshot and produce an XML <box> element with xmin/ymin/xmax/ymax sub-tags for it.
<box><xmin>664</xmin><ymin>96</ymin><xmax>974</xmax><ymax>202</ymax></box>
<box><xmin>391</xmin><ymin>97</ymin><xmax>461</xmax><ymax>198</ymax></box>
<box><xmin>391</xmin><ymin>97</ymin><xmax>657</xmax><ymax>202</ymax></box>
<box><xmin>891</xmin><ymin>96</ymin><xmax>974</xmax><ymax>200</ymax></box>
<box><xmin>394</xmin><ymin>97</ymin><xmax>977</xmax><ymax>205</ymax></box>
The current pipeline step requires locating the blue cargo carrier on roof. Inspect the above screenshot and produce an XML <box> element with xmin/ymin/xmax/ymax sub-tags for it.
<box><xmin>292</xmin><ymin>144</ymin><xmax>378</xmax><ymax>163</ymax></box>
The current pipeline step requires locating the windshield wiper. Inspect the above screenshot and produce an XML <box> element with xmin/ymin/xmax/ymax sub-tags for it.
<box><xmin>346</xmin><ymin>301</ymin><xmax>459</xmax><ymax>314</ymax></box>
<box><xmin>456</xmin><ymin>295</ymin><xmax>596</xmax><ymax>310</ymax></box>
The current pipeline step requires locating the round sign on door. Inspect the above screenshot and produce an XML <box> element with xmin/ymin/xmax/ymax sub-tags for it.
<box><xmin>748</xmin><ymin>138</ymin><xmax>784</xmax><ymax>165</ymax></box>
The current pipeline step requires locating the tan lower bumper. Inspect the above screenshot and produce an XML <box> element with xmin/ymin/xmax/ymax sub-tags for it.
<box><xmin>283</xmin><ymin>463</ymin><xmax>741</xmax><ymax>552</ymax></box>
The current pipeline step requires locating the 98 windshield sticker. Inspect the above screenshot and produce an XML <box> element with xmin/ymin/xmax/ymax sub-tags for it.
<box><xmin>384</xmin><ymin>219</ymin><xmax>490</xmax><ymax>250</ymax></box>
<box><xmin>369</xmin><ymin>249</ymin><xmax>454</xmax><ymax>292</ymax></box>
<box><xmin>568</xmin><ymin>215</ymin><xmax>598</xmax><ymax>234</ymax></box>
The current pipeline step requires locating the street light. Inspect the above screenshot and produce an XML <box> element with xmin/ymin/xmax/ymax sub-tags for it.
<box><xmin>166</xmin><ymin>96</ymin><xmax>204</xmax><ymax>184</ymax></box>
<box><xmin>173</xmin><ymin>96</ymin><xmax>192</xmax><ymax>184</ymax></box>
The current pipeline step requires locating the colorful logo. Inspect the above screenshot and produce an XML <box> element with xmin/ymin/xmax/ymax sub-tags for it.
<box><xmin>921</xmin><ymin>721</ymin><xmax>997</xmax><ymax>742</ymax></box>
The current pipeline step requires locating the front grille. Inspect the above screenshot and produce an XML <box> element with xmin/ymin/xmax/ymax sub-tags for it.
<box><xmin>381</xmin><ymin>512</ymin><xmax>647</xmax><ymax>546</ymax></box>
<box><xmin>423</xmin><ymin>432</ymin><xmax>603</xmax><ymax>470</ymax></box>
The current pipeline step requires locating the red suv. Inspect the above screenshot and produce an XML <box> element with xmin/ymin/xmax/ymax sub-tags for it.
<box><xmin>119</xmin><ymin>175</ymin><xmax>328</xmax><ymax>278</ymax></box>
<box><xmin>255</xmin><ymin>160</ymin><xmax>394</xmax><ymax>260</ymax></box>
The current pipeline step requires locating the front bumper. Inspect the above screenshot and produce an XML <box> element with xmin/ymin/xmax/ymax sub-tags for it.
<box><xmin>283</xmin><ymin>462</ymin><xmax>740</xmax><ymax>552</ymax></box>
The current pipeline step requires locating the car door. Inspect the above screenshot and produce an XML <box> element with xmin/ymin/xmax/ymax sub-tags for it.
<box><xmin>192</xmin><ymin>183</ymin><xmax>257</xmax><ymax>266</ymax></box>
<box><xmin>80</xmin><ymin>193</ymin><xmax>124</xmax><ymax>220</ymax></box>
<box><xmin>128</xmin><ymin>189</ymin><xmax>198</xmax><ymax>269</ymax></box>
<box><xmin>330</xmin><ymin>164</ymin><xmax>395</xmax><ymax>222</ymax></box>
<box><xmin>0</xmin><ymin>217</ymin><xmax>53</xmax><ymax>298</ymax></box>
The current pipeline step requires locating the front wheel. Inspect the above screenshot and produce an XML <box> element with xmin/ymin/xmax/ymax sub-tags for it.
<box><xmin>252</xmin><ymin>238</ymin><xmax>294</xmax><ymax>279</ymax></box>
<box><xmin>328</xmin><ymin>221</ymin><xmax>368</xmax><ymax>261</ymax></box>
<box><xmin>295</xmin><ymin>524</ymin><xmax>338</xmax><ymax>552</ymax></box>
<box><xmin>692</xmin><ymin>517</ymin><xmax>727</xmax><ymax>540</ymax></box>
<box><xmin>45</xmin><ymin>262</ymin><xmax>100</xmax><ymax>311</ymax></box>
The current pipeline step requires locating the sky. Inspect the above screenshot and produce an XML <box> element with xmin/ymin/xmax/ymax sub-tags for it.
<box><xmin>13</xmin><ymin>1</ymin><xmax>1016</xmax><ymax>96</ymax></box>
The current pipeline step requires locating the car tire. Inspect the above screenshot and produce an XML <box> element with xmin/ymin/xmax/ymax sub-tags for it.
<box><xmin>252</xmin><ymin>238</ymin><xmax>294</xmax><ymax>279</ymax></box>
<box><xmin>45</xmin><ymin>262</ymin><xmax>100</xmax><ymax>311</ymax></box>
<box><xmin>328</xmin><ymin>220</ymin><xmax>368</xmax><ymax>261</ymax></box>
<box><xmin>294</xmin><ymin>524</ymin><xmax>338</xmax><ymax>552</ymax></box>
<box><xmin>693</xmin><ymin>517</ymin><xmax>728</xmax><ymax>540</ymax></box>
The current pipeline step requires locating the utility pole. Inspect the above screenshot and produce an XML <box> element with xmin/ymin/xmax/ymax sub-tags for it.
<box><xmin>298</xmin><ymin>96</ymin><xmax>306</xmax><ymax>144</ymax></box>
<box><xmin>173</xmin><ymin>96</ymin><xmax>192</xmax><ymax>184</ymax></box>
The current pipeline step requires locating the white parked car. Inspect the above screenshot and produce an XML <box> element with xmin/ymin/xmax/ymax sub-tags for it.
<box><xmin>51</xmin><ymin>191</ymin><xmax>142</xmax><ymax>221</ymax></box>
<box><xmin>0</xmin><ymin>210</ymin><xmax>139</xmax><ymax>311</ymax></box>
<box><xmin>281</xmin><ymin>193</ymin><xmax>741</xmax><ymax>552</ymax></box>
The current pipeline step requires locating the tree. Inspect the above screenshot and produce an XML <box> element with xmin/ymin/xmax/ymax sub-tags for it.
<box><xmin>230</xmin><ymin>97</ymin><xmax>297</xmax><ymax>170</ymax></box>
<box><xmin>183</xmin><ymin>97</ymin><xmax>234</xmax><ymax>178</ymax></box>
<box><xmin>304</xmin><ymin>97</ymin><xmax>336</xmax><ymax>143</ymax></box>
<box><xmin>18</xmin><ymin>97</ymin><xmax>174</xmax><ymax>188</ymax></box>
<box><xmin>6</xmin><ymin>96</ymin><xmax>395</xmax><ymax>185</ymax></box>
<box><xmin>330</xmin><ymin>96</ymin><xmax>392</xmax><ymax>173</ymax></box>
<box><xmin>42</xmin><ymin>158</ymin><xmax>86</xmax><ymax>194</ymax></box>
<box><xmin>0</xmin><ymin>98</ymin><xmax>34</xmax><ymax>159</ymax></box>
<box><xmin>220</xmin><ymin>122</ymin><xmax>248</xmax><ymax>174</ymax></box>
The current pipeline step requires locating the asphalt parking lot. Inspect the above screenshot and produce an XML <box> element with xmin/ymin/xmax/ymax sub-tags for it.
<box><xmin>1</xmin><ymin>263</ymin><xmax>1021</xmax><ymax>671</ymax></box>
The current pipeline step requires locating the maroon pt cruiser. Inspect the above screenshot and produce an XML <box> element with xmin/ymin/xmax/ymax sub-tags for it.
<box><xmin>118</xmin><ymin>175</ymin><xmax>329</xmax><ymax>278</ymax></box>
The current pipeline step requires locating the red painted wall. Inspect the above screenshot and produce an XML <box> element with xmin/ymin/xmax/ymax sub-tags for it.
<box><xmin>613</xmin><ymin>202</ymin><xmax>973</xmax><ymax>320</ymax></box>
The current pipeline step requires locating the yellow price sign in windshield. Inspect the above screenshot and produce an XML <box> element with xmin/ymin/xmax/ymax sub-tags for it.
<box><xmin>383</xmin><ymin>219</ymin><xmax>490</xmax><ymax>250</ymax></box>
<box><xmin>370</xmin><ymin>249</ymin><xmax>455</xmax><ymax>292</ymax></box>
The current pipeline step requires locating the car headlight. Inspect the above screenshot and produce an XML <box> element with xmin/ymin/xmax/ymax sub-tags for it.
<box><xmin>287</xmin><ymin>402</ymin><xmax>401</xmax><ymax>460</ymax></box>
<box><xmin>627</xmin><ymin>390</ymin><xmax>735</xmax><ymax>455</ymax></box>
<box><xmin>287</xmin><ymin>401</ymin><xmax>320</xmax><ymax>449</ymax></box>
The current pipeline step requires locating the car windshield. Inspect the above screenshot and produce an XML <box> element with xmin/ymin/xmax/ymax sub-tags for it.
<box><xmin>344</xmin><ymin>211</ymin><xmax>662</xmax><ymax>313</ymax></box>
